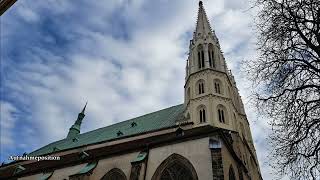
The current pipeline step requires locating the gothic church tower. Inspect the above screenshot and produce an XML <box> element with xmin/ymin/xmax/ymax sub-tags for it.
<box><xmin>184</xmin><ymin>1</ymin><xmax>256</xmax><ymax>153</ymax></box>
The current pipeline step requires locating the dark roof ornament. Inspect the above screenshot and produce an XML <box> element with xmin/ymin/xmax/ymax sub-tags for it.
<box><xmin>199</xmin><ymin>1</ymin><xmax>203</xmax><ymax>6</ymax></box>
<box><xmin>52</xmin><ymin>147</ymin><xmax>60</xmax><ymax>152</ymax></box>
<box><xmin>72</xmin><ymin>137</ymin><xmax>79</xmax><ymax>142</ymax></box>
<box><xmin>117</xmin><ymin>131</ymin><xmax>123</xmax><ymax>136</ymax></box>
<box><xmin>131</xmin><ymin>122</ymin><xmax>137</xmax><ymax>127</ymax></box>
<box><xmin>13</xmin><ymin>165</ymin><xmax>26</xmax><ymax>175</ymax></box>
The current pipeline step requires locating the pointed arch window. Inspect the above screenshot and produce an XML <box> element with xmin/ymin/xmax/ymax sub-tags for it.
<box><xmin>199</xmin><ymin>83</ymin><xmax>204</xmax><ymax>94</ymax></box>
<box><xmin>151</xmin><ymin>153</ymin><xmax>198</xmax><ymax>180</ymax></box>
<box><xmin>214</xmin><ymin>82</ymin><xmax>220</xmax><ymax>94</ymax></box>
<box><xmin>198</xmin><ymin>105</ymin><xmax>206</xmax><ymax>123</ymax></box>
<box><xmin>196</xmin><ymin>80</ymin><xmax>205</xmax><ymax>94</ymax></box>
<box><xmin>197</xmin><ymin>45</ymin><xmax>205</xmax><ymax>69</ymax></box>
<box><xmin>101</xmin><ymin>168</ymin><xmax>127</xmax><ymax>180</ymax></box>
<box><xmin>217</xmin><ymin>105</ymin><xmax>227</xmax><ymax>124</ymax></box>
<box><xmin>208</xmin><ymin>43</ymin><xmax>215</xmax><ymax>67</ymax></box>
<box><xmin>229</xmin><ymin>166</ymin><xmax>236</xmax><ymax>180</ymax></box>
<box><xmin>218</xmin><ymin>109</ymin><xmax>225</xmax><ymax>123</ymax></box>
<box><xmin>213</xmin><ymin>79</ymin><xmax>223</xmax><ymax>94</ymax></box>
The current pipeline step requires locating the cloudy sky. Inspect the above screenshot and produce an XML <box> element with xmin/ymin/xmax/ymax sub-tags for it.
<box><xmin>1</xmin><ymin>0</ymin><xmax>279</xmax><ymax>179</ymax></box>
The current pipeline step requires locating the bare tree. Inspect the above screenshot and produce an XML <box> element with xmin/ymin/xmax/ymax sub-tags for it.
<box><xmin>244</xmin><ymin>0</ymin><xmax>320</xmax><ymax>179</ymax></box>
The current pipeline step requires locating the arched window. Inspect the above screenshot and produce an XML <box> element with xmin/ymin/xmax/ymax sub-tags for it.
<box><xmin>218</xmin><ymin>109</ymin><xmax>225</xmax><ymax>123</ymax></box>
<box><xmin>217</xmin><ymin>105</ymin><xmax>228</xmax><ymax>124</ymax></box>
<box><xmin>213</xmin><ymin>79</ymin><xmax>223</xmax><ymax>94</ymax></box>
<box><xmin>229</xmin><ymin>166</ymin><xmax>236</xmax><ymax>180</ymax></box>
<box><xmin>197</xmin><ymin>45</ymin><xmax>205</xmax><ymax>69</ymax></box>
<box><xmin>208</xmin><ymin>43</ymin><xmax>214</xmax><ymax>67</ymax></box>
<box><xmin>198</xmin><ymin>105</ymin><xmax>206</xmax><ymax>123</ymax></box>
<box><xmin>101</xmin><ymin>168</ymin><xmax>127</xmax><ymax>180</ymax></box>
<box><xmin>196</xmin><ymin>80</ymin><xmax>205</xmax><ymax>94</ymax></box>
<box><xmin>151</xmin><ymin>153</ymin><xmax>198</xmax><ymax>180</ymax></box>
<box><xmin>199</xmin><ymin>83</ymin><xmax>204</xmax><ymax>94</ymax></box>
<box><xmin>214</xmin><ymin>82</ymin><xmax>220</xmax><ymax>94</ymax></box>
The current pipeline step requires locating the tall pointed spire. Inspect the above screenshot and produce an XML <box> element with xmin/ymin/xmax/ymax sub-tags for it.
<box><xmin>67</xmin><ymin>102</ymin><xmax>88</xmax><ymax>139</ymax></box>
<box><xmin>194</xmin><ymin>1</ymin><xmax>212</xmax><ymax>37</ymax></box>
<box><xmin>186</xmin><ymin>0</ymin><xmax>225</xmax><ymax>77</ymax></box>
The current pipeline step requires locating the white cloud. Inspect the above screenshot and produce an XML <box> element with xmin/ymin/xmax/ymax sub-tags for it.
<box><xmin>16</xmin><ymin>5</ymin><xmax>40</xmax><ymax>23</ymax></box>
<box><xmin>0</xmin><ymin>102</ymin><xmax>17</xmax><ymax>146</ymax></box>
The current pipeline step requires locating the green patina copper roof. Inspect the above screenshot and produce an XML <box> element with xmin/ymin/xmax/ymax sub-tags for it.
<box><xmin>29</xmin><ymin>104</ymin><xmax>184</xmax><ymax>156</ymax></box>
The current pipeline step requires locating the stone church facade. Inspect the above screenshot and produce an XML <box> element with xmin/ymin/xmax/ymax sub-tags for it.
<box><xmin>0</xmin><ymin>2</ymin><xmax>263</xmax><ymax>180</ymax></box>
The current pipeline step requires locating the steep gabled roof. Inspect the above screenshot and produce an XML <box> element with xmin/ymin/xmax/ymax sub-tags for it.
<box><xmin>29</xmin><ymin>104</ymin><xmax>185</xmax><ymax>156</ymax></box>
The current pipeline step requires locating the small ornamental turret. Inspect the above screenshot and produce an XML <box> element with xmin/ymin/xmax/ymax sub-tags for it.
<box><xmin>67</xmin><ymin>102</ymin><xmax>87</xmax><ymax>139</ymax></box>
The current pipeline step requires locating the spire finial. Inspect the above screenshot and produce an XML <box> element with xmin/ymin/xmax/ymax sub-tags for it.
<box><xmin>81</xmin><ymin>101</ymin><xmax>88</xmax><ymax>114</ymax></box>
<box><xmin>199</xmin><ymin>1</ymin><xmax>203</xmax><ymax>6</ymax></box>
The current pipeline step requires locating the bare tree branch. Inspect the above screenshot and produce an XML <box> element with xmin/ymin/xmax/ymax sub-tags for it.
<box><xmin>244</xmin><ymin>0</ymin><xmax>320</xmax><ymax>179</ymax></box>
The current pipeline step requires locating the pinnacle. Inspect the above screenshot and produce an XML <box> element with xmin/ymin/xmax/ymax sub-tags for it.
<box><xmin>195</xmin><ymin>1</ymin><xmax>212</xmax><ymax>36</ymax></box>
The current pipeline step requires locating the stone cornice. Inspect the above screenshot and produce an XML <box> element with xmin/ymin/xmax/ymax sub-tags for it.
<box><xmin>186</xmin><ymin>93</ymin><xmax>248</xmax><ymax>122</ymax></box>
<box><xmin>184</xmin><ymin>68</ymin><xmax>232</xmax><ymax>88</ymax></box>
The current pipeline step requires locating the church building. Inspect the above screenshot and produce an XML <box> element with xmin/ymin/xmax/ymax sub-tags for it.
<box><xmin>0</xmin><ymin>1</ymin><xmax>263</xmax><ymax>180</ymax></box>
